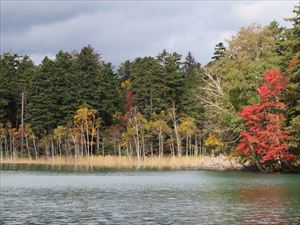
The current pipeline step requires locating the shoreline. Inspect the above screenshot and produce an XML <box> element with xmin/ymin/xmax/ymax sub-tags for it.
<box><xmin>0</xmin><ymin>155</ymin><xmax>244</xmax><ymax>171</ymax></box>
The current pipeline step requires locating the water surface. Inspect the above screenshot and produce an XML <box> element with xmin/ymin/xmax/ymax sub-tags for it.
<box><xmin>1</xmin><ymin>164</ymin><xmax>299</xmax><ymax>224</ymax></box>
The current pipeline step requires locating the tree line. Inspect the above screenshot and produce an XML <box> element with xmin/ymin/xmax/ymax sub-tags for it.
<box><xmin>0</xmin><ymin>4</ymin><xmax>299</xmax><ymax>172</ymax></box>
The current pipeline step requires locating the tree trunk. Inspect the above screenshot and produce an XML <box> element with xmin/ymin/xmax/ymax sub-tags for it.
<box><xmin>281</xmin><ymin>159</ymin><xmax>298</xmax><ymax>173</ymax></box>
<box><xmin>70</xmin><ymin>129</ymin><xmax>77</xmax><ymax>158</ymax></box>
<box><xmin>189</xmin><ymin>134</ymin><xmax>192</xmax><ymax>157</ymax></box>
<box><xmin>33</xmin><ymin>136</ymin><xmax>37</xmax><ymax>159</ymax></box>
<box><xmin>9</xmin><ymin>131</ymin><xmax>13</xmax><ymax>160</ymax></box>
<box><xmin>84</xmin><ymin>116</ymin><xmax>90</xmax><ymax>157</ymax></box>
<box><xmin>186</xmin><ymin>133</ymin><xmax>189</xmax><ymax>157</ymax></box>
<box><xmin>169</xmin><ymin>104</ymin><xmax>181</xmax><ymax>156</ymax></box>
<box><xmin>129</xmin><ymin>141</ymin><xmax>132</xmax><ymax>157</ymax></box>
<box><xmin>113</xmin><ymin>136</ymin><xmax>116</xmax><ymax>156</ymax></box>
<box><xmin>158</xmin><ymin>133</ymin><xmax>161</xmax><ymax>157</ymax></box>
<box><xmin>24</xmin><ymin>131</ymin><xmax>31</xmax><ymax>160</ymax></box>
<box><xmin>4</xmin><ymin>135</ymin><xmax>8</xmax><ymax>158</ymax></box>
<box><xmin>96</xmin><ymin>128</ymin><xmax>100</xmax><ymax>154</ymax></box>
<box><xmin>21</xmin><ymin>91</ymin><xmax>24</xmax><ymax>156</ymax></box>
<box><xmin>58</xmin><ymin>136</ymin><xmax>62</xmax><ymax>158</ymax></box>
<box><xmin>142</xmin><ymin>133</ymin><xmax>145</xmax><ymax>160</ymax></box>
<box><xmin>195</xmin><ymin>134</ymin><xmax>198</xmax><ymax>157</ymax></box>
<box><xmin>0</xmin><ymin>139</ymin><xmax>4</xmax><ymax>159</ymax></box>
<box><xmin>250</xmin><ymin>145</ymin><xmax>266</xmax><ymax>173</ymax></box>
<box><xmin>45</xmin><ymin>144</ymin><xmax>49</xmax><ymax>158</ymax></box>
<box><xmin>51</xmin><ymin>140</ymin><xmax>55</xmax><ymax>158</ymax></box>
<box><xmin>161</xmin><ymin>136</ymin><xmax>164</xmax><ymax>157</ymax></box>
<box><xmin>135</xmin><ymin>129</ymin><xmax>140</xmax><ymax>162</ymax></box>
<box><xmin>150</xmin><ymin>141</ymin><xmax>153</xmax><ymax>157</ymax></box>
<box><xmin>12</xmin><ymin>137</ymin><xmax>16</xmax><ymax>160</ymax></box>
<box><xmin>171</xmin><ymin>136</ymin><xmax>175</xmax><ymax>158</ymax></box>
<box><xmin>118</xmin><ymin>143</ymin><xmax>121</xmax><ymax>158</ymax></box>
<box><xmin>91</xmin><ymin>115</ymin><xmax>95</xmax><ymax>156</ymax></box>
<box><xmin>102</xmin><ymin>136</ymin><xmax>105</xmax><ymax>156</ymax></box>
<box><xmin>133</xmin><ymin>135</ymin><xmax>140</xmax><ymax>162</ymax></box>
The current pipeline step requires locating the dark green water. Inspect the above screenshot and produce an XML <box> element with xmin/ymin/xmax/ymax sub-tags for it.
<box><xmin>1</xmin><ymin>164</ymin><xmax>299</xmax><ymax>225</ymax></box>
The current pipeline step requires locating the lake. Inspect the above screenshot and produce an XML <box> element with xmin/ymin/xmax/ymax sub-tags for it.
<box><xmin>1</xmin><ymin>165</ymin><xmax>299</xmax><ymax>224</ymax></box>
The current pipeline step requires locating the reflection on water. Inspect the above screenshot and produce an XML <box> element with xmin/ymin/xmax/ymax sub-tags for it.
<box><xmin>238</xmin><ymin>185</ymin><xmax>292</xmax><ymax>224</ymax></box>
<box><xmin>1</xmin><ymin>163</ymin><xmax>119</xmax><ymax>173</ymax></box>
<box><xmin>1</xmin><ymin>164</ymin><xmax>299</xmax><ymax>225</ymax></box>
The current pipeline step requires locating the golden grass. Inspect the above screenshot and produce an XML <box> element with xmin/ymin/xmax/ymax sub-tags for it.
<box><xmin>0</xmin><ymin>155</ymin><xmax>242</xmax><ymax>170</ymax></box>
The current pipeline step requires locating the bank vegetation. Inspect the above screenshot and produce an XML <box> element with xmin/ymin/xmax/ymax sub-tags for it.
<box><xmin>0</xmin><ymin>4</ymin><xmax>299</xmax><ymax>173</ymax></box>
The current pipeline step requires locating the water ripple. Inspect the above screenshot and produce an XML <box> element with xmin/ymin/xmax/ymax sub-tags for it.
<box><xmin>1</xmin><ymin>169</ymin><xmax>299</xmax><ymax>224</ymax></box>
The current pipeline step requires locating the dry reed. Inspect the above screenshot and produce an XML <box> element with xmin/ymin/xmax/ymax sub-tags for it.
<box><xmin>0</xmin><ymin>155</ymin><xmax>242</xmax><ymax>170</ymax></box>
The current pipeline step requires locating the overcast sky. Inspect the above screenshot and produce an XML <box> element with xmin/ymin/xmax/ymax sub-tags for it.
<box><xmin>1</xmin><ymin>0</ymin><xmax>298</xmax><ymax>66</ymax></box>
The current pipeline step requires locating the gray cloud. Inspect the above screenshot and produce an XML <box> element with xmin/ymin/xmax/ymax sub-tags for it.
<box><xmin>1</xmin><ymin>1</ymin><xmax>99</xmax><ymax>32</ymax></box>
<box><xmin>0</xmin><ymin>0</ymin><xmax>297</xmax><ymax>66</ymax></box>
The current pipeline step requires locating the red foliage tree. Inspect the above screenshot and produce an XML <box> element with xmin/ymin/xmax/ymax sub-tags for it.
<box><xmin>236</xmin><ymin>69</ymin><xmax>295</xmax><ymax>170</ymax></box>
<box><xmin>122</xmin><ymin>90</ymin><xmax>134</xmax><ymax>124</ymax></box>
<box><xmin>124</xmin><ymin>90</ymin><xmax>134</xmax><ymax>113</ymax></box>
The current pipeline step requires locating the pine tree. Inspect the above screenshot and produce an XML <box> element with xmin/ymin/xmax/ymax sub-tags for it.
<box><xmin>181</xmin><ymin>52</ymin><xmax>202</xmax><ymax>118</ymax></box>
<box><xmin>16</xmin><ymin>55</ymin><xmax>36</xmax><ymax>124</ymax></box>
<box><xmin>54</xmin><ymin>51</ymin><xmax>78</xmax><ymax>124</ymax></box>
<box><xmin>26</xmin><ymin>57</ymin><xmax>57</xmax><ymax>135</ymax></box>
<box><xmin>183</xmin><ymin>52</ymin><xmax>200</xmax><ymax>77</ymax></box>
<box><xmin>97</xmin><ymin>62</ymin><xmax>122</xmax><ymax>125</ymax></box>
<box><xmin>27</xmin><ymin>52</ymin><xmax>77</xmax><ymax>135</ymax></box>
<box><xmin>0</xmin><ymin>53</ymin><xmax>19</xmax><ymax>124</ymax></box>
<box><xmin>284</xmin><ymin>4</ymin><xmax>300</xmax><ymax>55</ymax></box>
<box><xmin>117</xmin><ymin>60</ymin><xmax>131</xmax><ymax>82</ymax></box>
<box><xmin>211</xmin><ymin>42</ymin><xmax>226</xmax><ymax>60</ymax></box>
<box><xmin>130</xmin><ymin>57</ymin><xmax>166</xmax><ymax>117</ymax></box>
<box><xmin>74</xmin><ymin>45</ymin><xmax>103</xmax><ymax>110</ymax></box>
<box><xmin>0</xmin><ymin>53</ymin><xmax>35</xmax><ymax>126</ymax></box>
<box><xmin>157</xmin><ymin>50</ymin><xmax>184</xmax><ymax>110</ymax></box>
<box><xmin>283</xmin><ymin>3</ymin><xmax>300</xmax><ymax>151</ymax></box>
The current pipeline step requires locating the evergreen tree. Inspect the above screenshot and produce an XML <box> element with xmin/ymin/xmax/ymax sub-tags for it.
<box><xmin>27</xmin><ymin>57</ymin><xmax>57</xmax><ymax>135</ymax></box>
<box><xmin>0</xmin><ymin>53</ymin><xmax>35</xmax><ymax>126</ymax></box>
<box><xmin>211</xmin><ymin>42</ymin><xmax>226</xmax><ymax>60</ymax></box>
<box><xmin>130</xmin><ymin>57</ymin><xmax>165</xmax><ymax>117</ymax></box>
<box><xmin>117</xmin><ymin>60</ymin><xmax>131</xmax><ymax>82</ymax></box>
<box><xmin>284</xmin><ymin>4</ymin><xmax>300</xmax><ymax>55</ymax></box>
<box><xmin>74</xmin><ymin>45</ymin><xmax>103</xmax><ymax>110</ymax></box>
<box><xmin>54</xmin><ymin>51</ymin><xmax>78</xmax><ymax>124</ymax></box>
<box><xmin>283</xmin><ymin>4</ymin><xmax>300</xmax><ymax>151</ymax></box>
<box><xmin>0</xmin><ymin>53</ymin><xmax>19</xmax><ymax>124</ymax></box>
<box><xmin>183</xmin><ymin>52</ymin><xmax>201</xmax><ymax>76</ymax></box>
<box><xmin>17</xmin><ymin>55</ymin><xmax>36</xmax><ymax>122</ymax></box>
<box><xmin>181</xmin><ymin>52</ymin><xmax>202</xmax><ymax>118</ymax></box>
<box><xmin>97</xmin><ymin>62</ymin><xmax>122</xmax><ymax>125</ymax></box>
<box><xmin>27</xmin><ymin>52</ymin><xmax>77</xmax><ymax>135</ymax></box>
<box><xmin>1</xmin><ymin>3</ymin><xmax>299</xmax><ymax>165</ymax></box>
<box><xmin>157</xmin><ymin>50</ymin><xmax>184</xmax><ymax>110</ymax></box>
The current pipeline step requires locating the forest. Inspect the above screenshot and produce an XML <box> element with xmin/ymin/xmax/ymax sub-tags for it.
<box><xmin>0</xmin><ymin>5</ymin><xmax>299</xmax><ymax>173</ymax></box>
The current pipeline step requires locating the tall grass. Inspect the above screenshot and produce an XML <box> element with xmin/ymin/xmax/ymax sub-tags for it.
<box><xmin>0</xmin><ymin>155</ymin><xmax>242</xmax><ymax>170</ymax></box>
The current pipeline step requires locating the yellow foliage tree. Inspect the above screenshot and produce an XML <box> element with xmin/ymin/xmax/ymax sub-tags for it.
<box><xmin>53</xmin><ymin>125</ymin><xmax>69</xmax><ymax>157</ymax></box>
<box><xmin>149</xmin><ymin>111</ymin><xmax>170</xmax><ymax>157</ymax></box>
<box><xmin>204</xmin><ymin>134</ymin><xmax>224</xmax><ymax>156</ymax></box>
<box><xmin>178</xmin><ymin>117</ymin><xmax>197</xmax><ymax>156</ymax></box>
<box><xmin>73</xmin><ymin>106</ymin><xmax>97</xmax><ymax>156</ymax></box>
<box><xmin>121</xmin><ymin>80</ymin><xmax>131</xmax><ymax>90</ymax></box>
